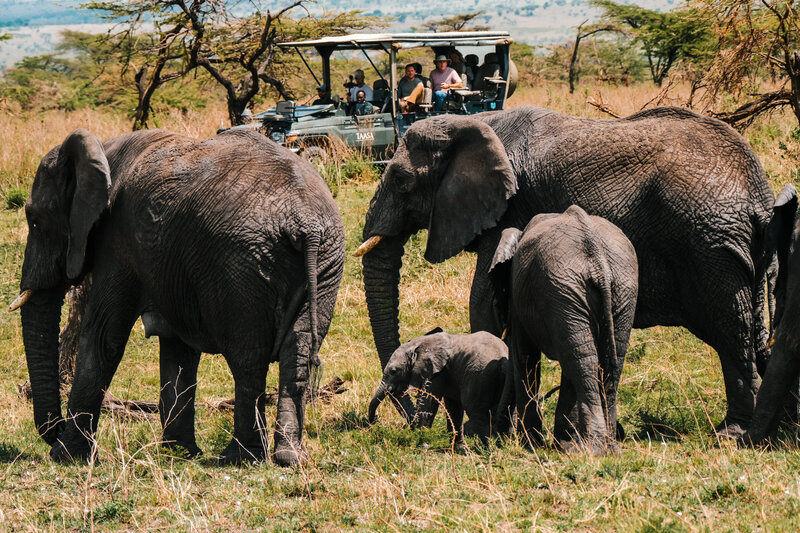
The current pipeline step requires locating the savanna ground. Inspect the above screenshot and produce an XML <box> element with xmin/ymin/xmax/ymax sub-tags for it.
<box><xmin>2</xmin><ymin>82</ymin><xmax>800</xmax><ymax>531</ymax></box>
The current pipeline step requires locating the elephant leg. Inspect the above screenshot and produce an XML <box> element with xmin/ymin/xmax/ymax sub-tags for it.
<box><xmin>219</xmin><ymin>353</ymin><xmax>270</xmax><ymax>465</ymax></box>
<box><xmin>557</xmin><ymin>348</ymin><xmax>613</xmax><ymax>456</ymax></box>
<box><xmin>444</xmin><ymin>397</ymin><xmax>465</xmax><ymax>450</ymax></box>
<box><xmin>158</xmin><ymin>337</ymin><xmax>202</xmax><ymax>457</ymax></box>
<box><xmin>510</xmin><ymin>326</ymin><xmax>543</xmax><ymax>447</ymax></box>
<box><xmin>553</xmin><ymin>376</ymin><xmax>578</xmax><ymax>443</ymax></box>
<box><xmin>51</xmin><ymin>275</ymin><xmax>140</xmax><ymax>462</ymax></box>
<box><xmin>687</xmin><ymin>253</ymin><xmax>759</xmax><ymax>438</ymax></box>
<box><xmin>743</xmin><ymin>339</ymin><xmax>800</xmax><ymax>445</ymax></box>
<box><xmin>413</xmin><ymin>376</ymin><xmax>446</xmax><ymax>428</ymax></box>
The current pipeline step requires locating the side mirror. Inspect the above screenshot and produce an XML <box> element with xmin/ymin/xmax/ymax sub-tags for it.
<box><xmin>276</xmin><ymin>100</ymin><xmax>295</xmax><ymax>117</ymax></box>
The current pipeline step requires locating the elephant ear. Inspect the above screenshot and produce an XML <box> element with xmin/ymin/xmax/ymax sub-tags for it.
<box><xmin>61</xmin><ymin>129</ymin><xmax>112</xmax><ymax>280</ymax></box>
<box><xmin>423</xmin><ymin>117</ymin><xmax>517</xmax><ymax>264</ymax></box>
<box><xmin>410</xmin><ymin>336</ymin><xmax>450</xmax><ymax>388</ymax></box>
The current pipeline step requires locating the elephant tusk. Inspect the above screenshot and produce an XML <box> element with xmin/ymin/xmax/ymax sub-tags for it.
<box><xmin>766</xmin><ymin>335</ymin><xmax>775</xmax><ymax>350</ymax></box>
<box><xmin>8</xmin><ymin>289</ymin><xmax>32</xmax><ymax>312</ymax></box>
<box><xmin>353</xmin><ymin>235</ymin><xmax>383</xmax><ymax>257</ymax></box>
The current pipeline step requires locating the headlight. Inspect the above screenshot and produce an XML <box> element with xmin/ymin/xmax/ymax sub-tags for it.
<box><xmin>270</xmin><ymin>131</ymin><xmax>285</xmax><ymax>143</ymax></box>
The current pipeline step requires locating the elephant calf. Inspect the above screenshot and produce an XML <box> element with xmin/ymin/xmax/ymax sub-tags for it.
<box><xmin>491</xmin><ymin>205</ymin><xmax>638</xmax><ymax>455</ymax></box>
<box><xmin>368</xmin><ymin>329</ymin><xmax>508</xmax><ymax>447</ymax></box>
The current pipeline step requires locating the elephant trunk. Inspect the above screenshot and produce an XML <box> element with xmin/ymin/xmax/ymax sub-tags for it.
<box><xmin>20</xmin><ymin>288</ymin><xmax>66</xmax><ymax>444</ymax></box>
<box><xmin>368</xmin><ymin>381</ymin><xmax>388</xmax><ymax>423</ymax></box>
<box><xmin>362</xmin><ymin>233</ymin><xmax>416</xmax><ymax>423</ymax></box>
<box><xmin>746</xmin><ymin>329</ymin><xmax>800</xmax><ymax>443</ymax></box>
<box><xmin>362</xmin><ymin>234</ymin><xmax>405</xmax><ymax>369</ymax></box>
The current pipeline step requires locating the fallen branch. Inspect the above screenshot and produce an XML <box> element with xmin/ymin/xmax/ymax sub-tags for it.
<box><xmin>18</xmin><ymin>376</ymin><xmax>349</xmax><ymax>419</ymax></box>
<box><xmin>711</xmin><ymin>90</ymin><xmax>793</xmax><ymax>129</ymax></box>
<box><xmin>587</xmin><ymin>96</ymin><xmax>622</xmax><ymax>118</ymax></box>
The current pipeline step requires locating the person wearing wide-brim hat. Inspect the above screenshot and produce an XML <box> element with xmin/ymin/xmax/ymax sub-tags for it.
<box><xmin>430</xmin><ymin>54</ymin><xmax>462</xmax><ymax>111</ymax></box>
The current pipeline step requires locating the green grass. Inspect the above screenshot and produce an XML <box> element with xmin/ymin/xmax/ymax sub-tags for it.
<box><xmin>2</xmin><ymin>93</ymin><xmax>800</xmax><ymax>530</ymax></box>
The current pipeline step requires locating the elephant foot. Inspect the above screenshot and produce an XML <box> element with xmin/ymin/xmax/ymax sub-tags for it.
<box><xmin>737</xmin><ymin>431</ymin><xmax>773</xmax><ymax>449</ymax></box>
<box><xmin>219</xmin><ymin>439</ymin><xmax>267</xmax><ymax>465</ymax></box>
<box><xmin>50</xmin><ymin>437</ymin><xmax>95</xmax><ymax>463</ymax></box>
<box><xmin>557</xmin><ymin>436</ymin><xmax>619</xmax><ymax>456</ymax></box>
<box><xmin>161</xmin><ymin>438</ymin><xmax>203</xmax><ymax>458</ymax></box>
<box><xmin>273</xmin><ymin>442</ymin><xmax>308</xmax><ymax>467</ymax></box>
<box><xmin>715</xmin><ymin>419</ymin><xmax>748</xmax><ymax>440</ymax></box>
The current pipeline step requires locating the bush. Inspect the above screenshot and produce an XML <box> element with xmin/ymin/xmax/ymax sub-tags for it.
<box><xmin>4</xmin><ymin>186</ymin><xmax>27</xmax><ymax>210</ymax></box>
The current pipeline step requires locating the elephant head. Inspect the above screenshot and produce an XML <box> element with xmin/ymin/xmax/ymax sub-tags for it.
<box><xmin>356</xmin><ymin>116</ymin><xmax>517</xmax><ymax>370</ymax></box>
<box><xmin>368</xmin><ymin>329</ymin><xmax>449</xmax><ymax>424</ymax></box>
<box><xmin>12</xmin><ymin>129</ymin><xmax>111</xmax><ymax>444</ymax></box>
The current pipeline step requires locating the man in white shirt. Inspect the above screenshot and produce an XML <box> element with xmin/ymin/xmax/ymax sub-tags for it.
<box><xmin>347</xmin><ymin>70</ymin><xmax>374</xmax><ymax>103</ymax></box>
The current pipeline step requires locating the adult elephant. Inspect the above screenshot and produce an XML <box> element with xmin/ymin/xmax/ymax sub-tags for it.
<box><xmin>11</xmin><ymin>128</ymin><xmax>345</xmax><ymax>465</ymax></box>
<box><xmin>356</xmin><ymin>106</ymin><xmax>774</xmax><ymax>437</ymax></box>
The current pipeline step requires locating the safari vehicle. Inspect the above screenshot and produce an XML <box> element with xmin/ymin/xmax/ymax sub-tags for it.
<box><xmin>226</xmin><ymin>31</ymin><xmax>516</xmax><ymax>163</ymax></box>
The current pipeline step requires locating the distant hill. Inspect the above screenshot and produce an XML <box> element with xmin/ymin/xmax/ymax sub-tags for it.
<box><xmin>0</xmin><ymin>0</ymin><xmax>674</xmax><ymax>70</ymax></box>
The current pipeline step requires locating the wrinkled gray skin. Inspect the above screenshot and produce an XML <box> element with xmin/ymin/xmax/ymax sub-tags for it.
<box><xmin>17</xmin><ymin>128</ymin><xmax>345</xmax><ymax>465</ymax></box>
<box><xmin>360</xmin><ymin>106</ymin><xmax>774</xmax><ymax>438</ymax></box>
<box><xmin>490</xmin><ymin>206</ymin><xmax>638</xmax><ymax>455</ymax></box>
<box><xmin>368</xmin><ymin>331</ymin><xmax>508</xmax><ymax>446</ymax></box>
<box><xmin>742</xmin><ymin>185</ymin><xmax>800</xmax><ymax>445</ymax></box>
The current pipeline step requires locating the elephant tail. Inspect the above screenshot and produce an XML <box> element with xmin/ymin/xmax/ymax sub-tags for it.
<box><xmin>304</xmin><ymin>230</ymin><xmax>321</xmax><ymax>369</ymax></box>
<box><xmin>592</xmin><ymin>253</ymin><xmax>618</xmax><ymax>380</ymax></box>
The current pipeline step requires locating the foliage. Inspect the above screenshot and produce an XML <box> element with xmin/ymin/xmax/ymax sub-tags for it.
<box><xmin>0</xmin><ymin>30</ymin><xmax>213</xmax><ymax>116</ymax></box>
<box><xmin>535</xmin><ymin>37</ymin><xmax>647</xmax><ymax>85</ymax></box>
<box><xmin>593</xmin><ymin>0</ymin><xmax>716</xmax><ymax>85</ymax></box>
<box><xmin>3</xmin><ymin>187</ymin><xmax>27</xmax><ymax>210</ymax></box>
<box><xmin>412</xmin><ymin>11</ymin><xmax>490</xmax><ymax>32</ymax></box>
<box><xmin>81</xmin><ymin>0</ymin><xmax>380</xmax><ymax>128</ymax></box>
<box><xmin>692</xmin><ymin>0</ymin><xmax>800</xmax><ymax>128</ymax></box>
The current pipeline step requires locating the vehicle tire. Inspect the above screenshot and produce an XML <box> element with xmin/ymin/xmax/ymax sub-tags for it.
<box><xmin>301</xmin><ymin>144</ymin><xmax>330</xmax><ymax>171</ymax></box>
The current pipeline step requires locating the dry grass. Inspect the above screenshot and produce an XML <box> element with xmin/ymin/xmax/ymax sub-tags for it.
<box><xmin>0</xmin><ymin>82</ymin><xmax>799</xmax><ymax>530</ymax></box>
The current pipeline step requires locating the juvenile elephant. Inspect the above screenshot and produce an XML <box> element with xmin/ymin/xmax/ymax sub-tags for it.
<box><xmin>368</xmin><ymin>329</ymin><xmax>508</xmax><ymax>446</ymax></box>
<box><xmin>491</xmin><ymin>206</ymin><xmax>637</xmax><ymax>454</ymax></box>
<box><xmin>10</xmin><ymin>128</ymin><xmax>345</xmax><ymax>465</ymax></box>
<box><xmin>356</xmin><ymin>106</ymin><xmax>774</xmax><ymax>437</ymax></box>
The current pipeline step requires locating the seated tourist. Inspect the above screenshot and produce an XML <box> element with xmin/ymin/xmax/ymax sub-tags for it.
<box><xmin>353</xmin><ymin>90</ymin><xmax>375</xmax><ymax>116</ymax></box>
<box><xmin>398</xmin><ymin>64</ymin><xmax>424</xmax><ymax>112</ymax></box>
<box><xmin>312</xmin><ymin>84</ymin><xmax>333</xmax><ymax>105</ymax></box>
<box><xmin>347</xmin><ymin>70</ymin><xmax>373</xmax><ymax>103</ymax></box>
<box><xmin>464</xmin><ymin>54</ymin><xmax>479</xmax><ymax>89</ymax></box>
<box><xmin>429</xmin><ymin>54</ymin><xmax>462</xmax><ymax>111</ymax></box>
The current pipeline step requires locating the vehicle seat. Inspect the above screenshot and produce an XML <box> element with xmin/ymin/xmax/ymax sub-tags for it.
<box><xmin>418</xmin><ymin>83</ymin><xmax>434</xmax><ymax>112</ymax></box>
<box><xmin>473</xmin><ymin>53</ymin><xmax>501</xmax><ymax>91</ymax></box>
<box><xmin>373</xmin><ymin>79</ymin><xmax>389</xmax><ymax>104</ymax></box>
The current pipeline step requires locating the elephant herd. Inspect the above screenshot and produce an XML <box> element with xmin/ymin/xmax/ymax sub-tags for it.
<box><xmin>10</xmin><ymin>105</ymin><xmax>800</xmax><ymax>464</ymax></box>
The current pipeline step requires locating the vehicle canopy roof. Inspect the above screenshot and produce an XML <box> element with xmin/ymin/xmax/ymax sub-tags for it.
<box><xmin>279</xmin><ymin>31</ymin><xmax>513</xmax><ymax>51</ymax></box>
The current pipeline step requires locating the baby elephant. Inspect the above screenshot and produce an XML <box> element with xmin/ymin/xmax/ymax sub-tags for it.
<box><xmin>368</xmin><ymin>329</ymin><xmax>508</xmax><ymax>447</ymax></box>
<box><xmin>491</xmin><ymin>205</ymin><xmax>638</xmax><ymax>455</ymax></box>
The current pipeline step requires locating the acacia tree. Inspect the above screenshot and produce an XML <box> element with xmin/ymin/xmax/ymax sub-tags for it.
<box><xmin>413</xmin><ymin>11</ymin><xmax>490</xmax><ymax>32</ymax></box>
<box><xmin>593</xmin><ymin>0</ymin><xmax>714</xmax><ymax>85</ymax></box>
<box><xmin>568</xmin><ymin>20</ymin><xmax>624</xmax><ymax>93</ymax></box>
<box><xmin>693</xmin><ymin>0</ymin><xmax>800</xmax><ymax>128</ymax></box>
<box><xmin>85</xmin><ymin>1</ymin><xmax>374</xmax><ymax>128</ymax></box>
